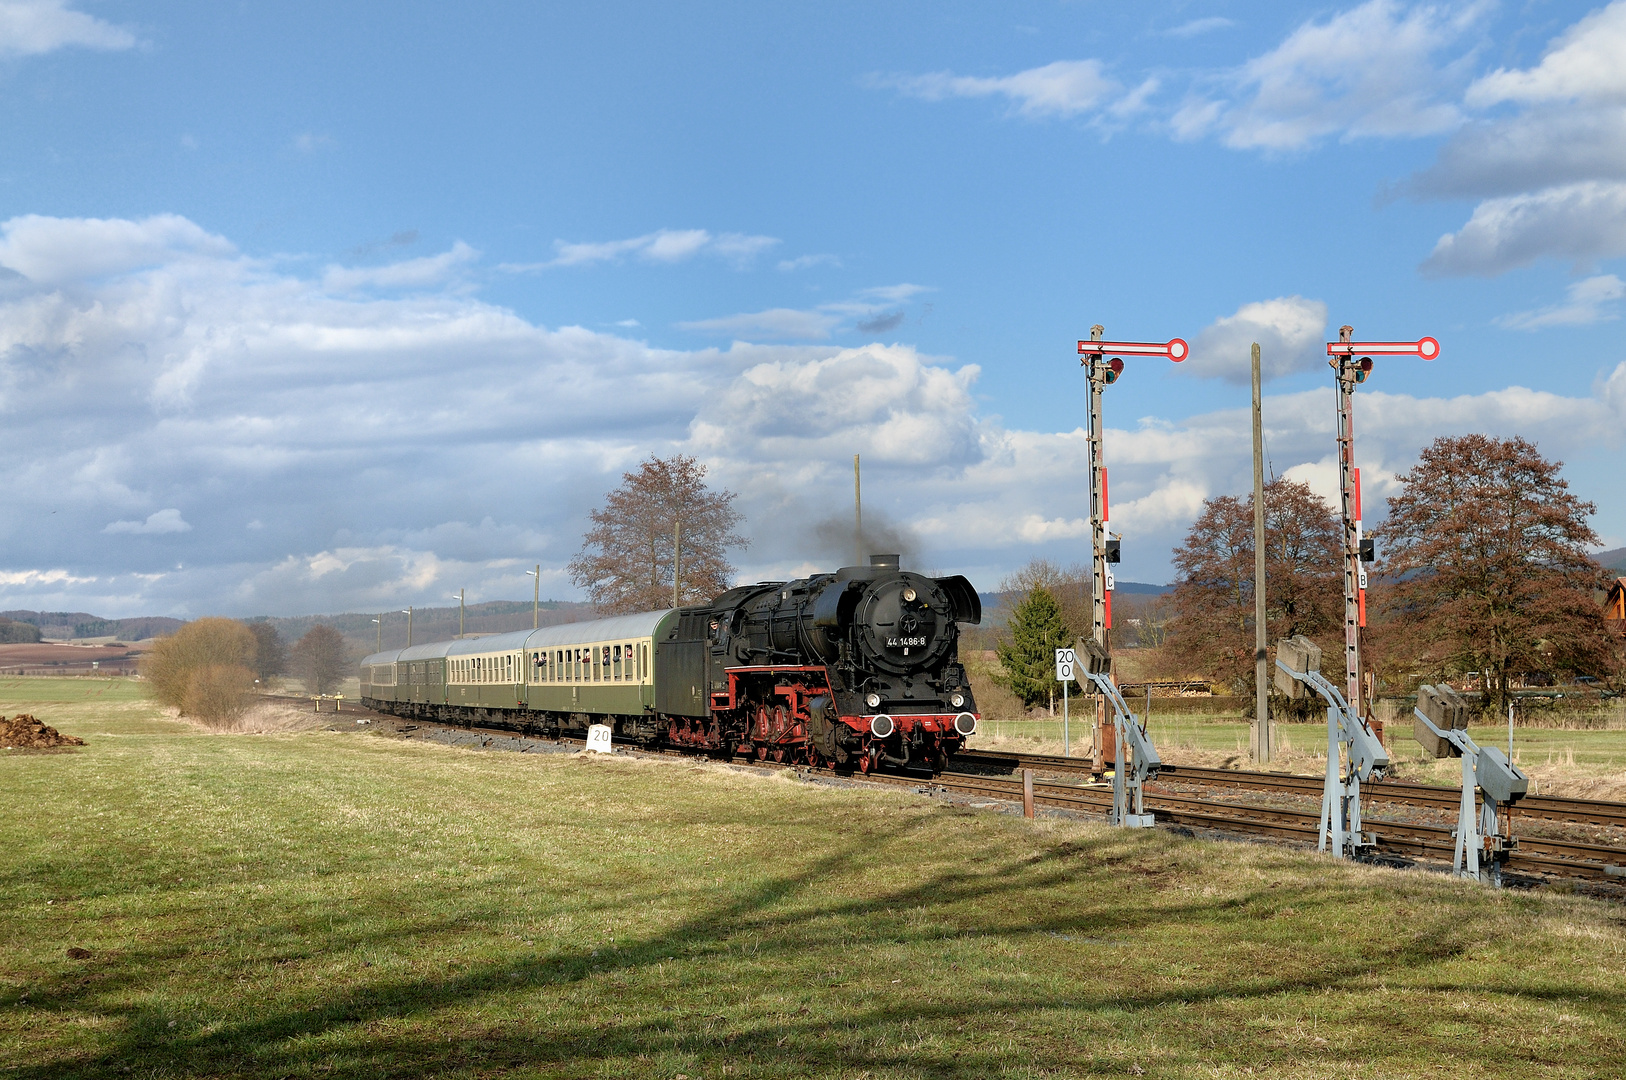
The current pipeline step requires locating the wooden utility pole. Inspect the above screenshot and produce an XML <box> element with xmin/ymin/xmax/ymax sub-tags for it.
<box><xmin>1251</xmin><ymin>342</ymin><xmax>1271</xmax><ymax>763</ymax></box>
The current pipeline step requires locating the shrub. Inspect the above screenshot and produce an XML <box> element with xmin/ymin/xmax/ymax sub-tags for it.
<box><xmin>143</xmin><ymin>618</ymin><xmax>260</xmax><ymax>725</ymax></box>
<box><xmin>184</xmin><ymin>664</ymin><xmax>257</xmax><ymax>727</ymax></box>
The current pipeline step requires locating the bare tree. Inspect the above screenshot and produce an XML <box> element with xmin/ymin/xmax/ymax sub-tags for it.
<box><xmin>291</xmin><ymin>624</ymin><xmax>350</xmax><ymax>696</ymax></box>
<box><xmin>569</xmin><ymin>455</ymin><xmax>748</xmax><ymax>614</ymax></box>
<box><xmin>1378</xmin><ymin>434</ymin><xmax>1618</xmax><ymax>714</ymax></box>
<box><xmin>1166</xmin><ymin>478</ymin><xmax>1342</xmax><ymax>700</ymax></box>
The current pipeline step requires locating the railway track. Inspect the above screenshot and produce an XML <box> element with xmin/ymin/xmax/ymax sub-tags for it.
<box><xmin>917</xmin><ymin>769</ymin><xmax>1626</xmax><ymax>883</ymax></box>
<box><xmin>953</xmin><ymin>749</ymin><xmax>1626</xmax><ymax>830</ymax></box>
<box><xmin>346</xmin><ymin>708</ymin><xmax>1626</xmax><ymax>886</ymax></box>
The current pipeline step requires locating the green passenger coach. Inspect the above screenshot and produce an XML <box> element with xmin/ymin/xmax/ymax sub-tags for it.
<box><xmin>359</xmin><ymin>609</ymin><xmax>677</xmax><ymax>742</ymax></box>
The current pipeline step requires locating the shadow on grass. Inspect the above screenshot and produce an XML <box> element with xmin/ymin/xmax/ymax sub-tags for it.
<box><xmin>17</xmin><ymin>820</ymin><xmax>1612</xmax><ymax>1080</ymax></box>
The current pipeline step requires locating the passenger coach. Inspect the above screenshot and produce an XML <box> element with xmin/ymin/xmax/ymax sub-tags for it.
<box><xmin>360</xmin><ymin>610</ymin><xmax>675</xmax><ymax>743</ymax></box>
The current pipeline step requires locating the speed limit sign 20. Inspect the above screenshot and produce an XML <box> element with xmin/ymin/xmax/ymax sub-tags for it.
<box><xmin>1055</xmin><ymin>648</ymin><xmax>1077</xmax><ymax>681</ymax></box>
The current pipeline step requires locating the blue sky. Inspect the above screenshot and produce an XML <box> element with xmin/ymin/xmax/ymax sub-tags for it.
<box><xmin>2</xmin><ymin>0</ymin><xmax>1623</xmax><ymax>617</ymax></box>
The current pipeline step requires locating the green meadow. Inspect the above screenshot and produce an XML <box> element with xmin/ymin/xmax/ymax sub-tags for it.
<box><xmin>4</xmin><ymin>678</ymin><xmax>1625</xmax><ymax>1078</ymax></box>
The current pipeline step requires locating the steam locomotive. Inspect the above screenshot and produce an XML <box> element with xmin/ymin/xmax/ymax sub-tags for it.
<box><xmin>359</xmin><ymin>554</ymin><xmax>982</xmax><ymax>775</ymax></box>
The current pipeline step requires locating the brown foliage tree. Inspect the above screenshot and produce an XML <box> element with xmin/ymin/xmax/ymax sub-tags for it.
<box><xmin>291</xmin><ymin>624</ymin><xmax>350</xmax><ymax>695</ymax></box>
<box><xmin>1166</xmin><ymin>478</ymin><xmax>1342</xmax><ymax>705</ymax></box>
<box><xmin>569</xmin><ymin>454</ymin><xmax>748</xmax><ymax>614</ymax></box>
<box><xmin>141</xmin><ymin>617</ymin><xmax>259</xmax><ymax>726</ymax></box>
<box><xmin>1376</xmin><ymin>434</ymin><xmax>1617</xmax><ymax>714</ymax></box>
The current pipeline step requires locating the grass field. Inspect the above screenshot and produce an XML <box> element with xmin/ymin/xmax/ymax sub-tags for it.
<box><xmin>5</xmin><ymin>678</ymin><xmax>1626</xmax><ymax>1078</ymax></box>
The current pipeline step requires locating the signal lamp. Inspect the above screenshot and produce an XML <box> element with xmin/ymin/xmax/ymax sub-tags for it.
<box><xmin>1359</xmin><ymin>537</ymin><xmax>1376</xmax><ymax>563</ymax></box>
<box><xmin>1358</xmin><ymin>356</ymin><xmax>1374</xmax><ymax>372</ymax></box>
<box><xmin>1108</xmin><ymin>357</ymin><xmax>1124</xmax><ymax>374</ymax></box>
<box><xmin>1105</xmin><ymin>538</ymin><xmax>1121</xmax><ymax>563</ymax></box>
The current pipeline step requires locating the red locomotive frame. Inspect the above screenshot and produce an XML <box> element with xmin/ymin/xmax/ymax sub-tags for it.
<box><xmin>663</xmin><ymin>663</ymin><xmax>977</xmax><ymax>772</ymax></box>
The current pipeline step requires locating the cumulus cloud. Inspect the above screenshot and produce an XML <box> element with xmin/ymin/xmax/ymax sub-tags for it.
<box><xmin>104</xmin><ymin>509</ymin><xmax>192</xmax><ymax>535</ymax></box>
<box><xmin>1410</xmin><ymin>3</ymin><xmax>1626</xmax><ymax>274</ymax></box>
<box><xmin>0</xmin><ymin>0</ymin><xmax>137</xmax><ymax>57</ymax></box>
<box><xmin>1186</xmin><ymin>296</ymin><xmax>1328</xmax><ymax>382</ymax></box>
<box><xmin>1465</xmin><ymin>2</ymin><xmax>1626</xmax><ymax>107</ymax></box>
<box><xmin>505</xmin><ymin>228</ymin><xmax>779</xmax><ymax>270</ymax></box>
<box><xmin>1421</xmin><ymin>181</ymin><xmax>1626</xmax><ymax>276</ymax></box>
<box><xmin>0</xmin><ymin>212</ymin><xmax>1621</xmax><ymax>615</ymax></box>
<box><xmin>0</xmin><ymin>213</ymin><xmax>234</xmax><ymax>284</ymax></box>
<box><xmin>1497</xmin><ymin>274</ymin><xmax>1626</xmax><ymax>329</ymax></box>
<box><xmin>874</xmin><ymin>59</ymin><xmax>1156</xmax><ymax>123</ymax></box>
<box><xmin>1175</xmin><ymin>0</ymin><xmax>1479</xmax><ymax>151</ymax></box>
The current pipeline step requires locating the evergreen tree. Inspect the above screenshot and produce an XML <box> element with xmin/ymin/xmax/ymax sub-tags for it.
<box><xmin>995</xmin><ymin>586</ymin><xmax>1077</xmax><ymax>709</ymax></box>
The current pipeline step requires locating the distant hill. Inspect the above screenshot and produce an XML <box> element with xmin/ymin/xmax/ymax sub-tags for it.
<box><xmin>1</xmin><ymin>610</ymin><xmax>184</xmax><ymax>641</ymax></box>
<box><xmin>1596</xmin><ymin>547</ymin><xmax>1626</xmax><ymax>574</ymax></box>
<box><xmin>255</xmin><ymin>600</ymin><xmax>596</xmax><ymax>657</ymax></box>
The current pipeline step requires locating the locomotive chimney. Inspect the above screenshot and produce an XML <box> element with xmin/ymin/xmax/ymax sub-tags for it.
<box><xmin>869</xmin><ymin>553</ymin><xmax>900</xmax><ymax>569</ymax></box>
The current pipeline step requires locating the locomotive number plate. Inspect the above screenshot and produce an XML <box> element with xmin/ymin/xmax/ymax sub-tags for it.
<box><xmin>887</xmin><ymin>636</ymin><xmax>927</xmax><ymax>648</ymax></box>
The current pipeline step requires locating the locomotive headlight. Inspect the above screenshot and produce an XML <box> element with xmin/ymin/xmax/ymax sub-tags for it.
<box><xmin>865</xmin><ymin>692</ymin><xmax>882</xmax><ymax>709</ymax></box>
<box><xmin>902</xmin><ymin>587</ymin><xmax>916</xmax><ymax>602</ymax></box>
<box><xmin>950</xmin><ymin>693</ymin><xmax>965</xmax><ymax>708</ymax></box>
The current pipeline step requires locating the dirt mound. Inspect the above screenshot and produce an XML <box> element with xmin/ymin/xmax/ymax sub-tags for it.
<box><xmin>0</xmin><ymin>714</ymin><xmax>85</xmax><ymax>749</ymax></box>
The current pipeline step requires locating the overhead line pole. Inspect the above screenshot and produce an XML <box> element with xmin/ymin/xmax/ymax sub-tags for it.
<box><xmin>1252</xmin><ymin>342</ymin><xmax>1271</xmax><ymax>764</ymax></box>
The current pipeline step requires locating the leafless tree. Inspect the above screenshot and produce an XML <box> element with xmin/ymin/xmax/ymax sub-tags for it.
<box><xmin>292</xmin><ymin>624</ymin><xmax>350</xmax><ymax>696</ymax></box>
<box><xmin>1376</xmin><ymin>434</ymin><xmax>1618</xmax><ymax>713</ymax></box>
<box><xmin>1166</xmin><ymin>478</ymin><xmax>1342</xmax><ymax>701</ymax></box>
<box><xmin>569</xmin><ymin>455</ymin><xmax>748</xmax><ymax>614</ymax></box>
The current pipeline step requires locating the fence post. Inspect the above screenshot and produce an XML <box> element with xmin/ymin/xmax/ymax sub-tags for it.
<box><xmin>1023</xmin><ymin>769</ymin><xmax>1035</xmax><ymax>819</ymax></box>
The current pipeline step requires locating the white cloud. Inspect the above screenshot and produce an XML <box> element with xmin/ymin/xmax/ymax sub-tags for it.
<box><xmin>104</xmin><ymin>509</ymin><xmax>192</xmax><ymax>535</ymax></box>
<box><xmin>1421</xmin><ymin>181</ymin><xmax>1626</xmax><ymax>276</ymax></box>
<box><xmin>778</xmin><ymin>253</ymin><xmax>841</xmax><ymax>272</ymax></box>
<box><xmin>1410</xmin><ymin>3</ymin><xmax>1626</xmax><ymax>272</ymax></box>
<box><xmin>507</xmin><ymin>228</ymin><xmax>779</xmax><ymax>270</ymax></box>
<box><xmin>322</xmin><ymin>241</ymin><xmax>479</xmax><ymax>292</ymax></box>
<box><xmin>0</xmin><ymin>0</ymin><xmax>136</xmax><ymax>57</ymax></box>
<box><xmin>1167</xmin><ymin>17</ymin><xmax>1234</xmax><ymax>39</ymax></box>
<box><xmin>1497</xmin><ymin>274</ymin><xmax>1626</xmax><ymax>329</ymax></box>
<box><xmin>678</xmin><ymin>307</ymin><xmax>844</xmax><ymax>340</ymax></box>
<box><xmin>679</xmin><ymin>284</ymin><xmax>933</xmax><ymax>341</ymax></box>
<box><xmin>0</xmin><ymin>213</ymin><xmax>234</xmax><ymax>284</ymax></box>
<box><xmin>1407</xmin><ymin>108</ymin><xmax>1626</xmax><ymax>200</ymax></box>
<box><xmin>876</xmin><ymin>59</ymin><xmax>1153</xmax><ymax>122</ymax></box>
<box><xmin>1187</xmin><ymin>296</ymin><xmax>1328</xmax><ymax>382</ymax></box>
<box><xmin>1179</xmin><ymin>0</ymin><xmax>1479</xmax><ymax>151</ymax></box>
<box><xmin>0</xmin><ymin>212</ymin><xmax>1621</xmax><ymax>615</ymax></box>
<box><xmin>1466</xmin><ymin>2</ymin><xmax>1626</xmax><ymax>107</ymax></box>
